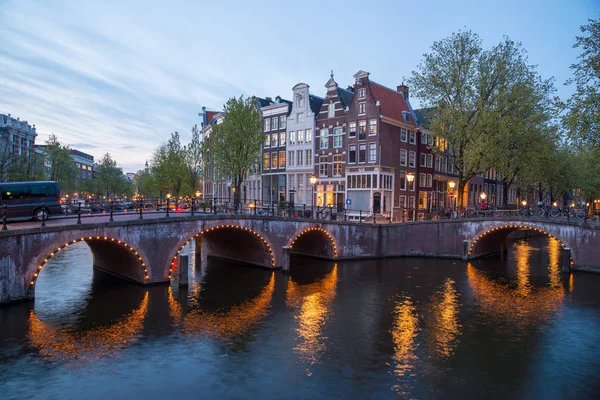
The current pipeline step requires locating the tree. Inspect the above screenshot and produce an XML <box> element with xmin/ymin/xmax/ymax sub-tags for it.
<box><xmin>95</xmin><ymin>153</ymin><xmax>128</xmax><ymax>198</ymax></box>
<box><xmin>151</xmin><ymin>132</ymin><xmax>187</xmax><ymax>198</ymax></box>
<box><xmin>45</xmin><ymin>134</ymin><xmax>78</xmax><ymax>194</ymax></box>
<box><xmin>210</xmin><ymin>96</ymin><xmax>263</xmax><ymax>209</ymax></box>
<box><xmin>0</xmin><ymin>134</ymin><xmax>17</xmax><ymax>181</ymax></box>
<box><xmin>561</xmin><ymin>18</ymin><xmax>600</xmax><ymax>148</ymax></box>
<box><xmin>8</xmin><ymin>152</ymin><xmax>45</xmax><ymax>182</ymax></box>
<box><xmin>185</xmin><ymin>125</ymin><xmax>203</xmax><ymax>196</ymax></box>
<box><xmin>408</xmin><ymin>31</ymin><xmax>553</xmax><ymax>209</ymax></box>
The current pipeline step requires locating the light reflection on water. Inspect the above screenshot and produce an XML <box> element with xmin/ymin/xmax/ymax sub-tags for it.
<box><xmin>1</xmin><ymin>236</ymin><xmax>600</xmax><ymax>399</ymax></box>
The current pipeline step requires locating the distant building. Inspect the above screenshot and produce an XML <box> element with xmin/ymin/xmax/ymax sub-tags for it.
<box><xmin>0</xmin><ymin>113</ymin><xmax>37</xmax><ymax>158</ymax></box>
<box><xmin>35</xmin><ymin>145</ymin><xmax>95</xmax><ymax>184</ymax></box>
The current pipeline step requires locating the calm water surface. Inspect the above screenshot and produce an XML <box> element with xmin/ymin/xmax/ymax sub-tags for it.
<box><xmin>1</xmin><ymin>236</ymin><xmax>600</xmax><ymax>399</ymax></box>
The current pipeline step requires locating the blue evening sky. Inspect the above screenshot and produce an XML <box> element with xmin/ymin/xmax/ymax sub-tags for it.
<box><xmin>1</xmin><ymin>0</ymin><xmax>598</xmax><ymax>172</ymax></box>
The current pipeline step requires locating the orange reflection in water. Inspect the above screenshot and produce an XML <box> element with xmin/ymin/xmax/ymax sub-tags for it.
<box><xmin>29</xmin><ymin>292</ymin><xmax>149</xmax><ymax>363</ymax></box>
<box><xmin>168</xmin><ymin>286</ymin><xmax>183</xmax><ymax>324</ymax></box>
<box><xmin>182</xmin><ymin>273</ymin><xmax>275</xmax><ymax>338</ymax></box>
<box><xmin>547</xmin><ymin>238</ymin><xmax>562</xmax><ymax>288</ymax></box>
<box><xmin>429</xmin><ymin>279</ymin><xmax>461</xmax><ymax>359</ymax></box>
<box><xmin>390</xmin><ymin>295</ymin><xmax>419</xmax><ymax>396</ymax></box>
<box><xmin>286</xmin><ymin>264</ymin><xmax>338</xmax><ymax>368</ymax></box>
<box><xmin>515</xmin><ymin>240</ymin><xmax>533</xmax><ymax>296</ymax></box>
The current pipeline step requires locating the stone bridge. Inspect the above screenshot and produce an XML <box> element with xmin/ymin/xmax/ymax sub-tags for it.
<box><xmin>1</xmin><ymin>215</ymin><xmax>598</xmax><ymax>305</ymax></box>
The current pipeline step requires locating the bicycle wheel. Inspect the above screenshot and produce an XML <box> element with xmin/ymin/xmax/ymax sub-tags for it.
<box><xmin>518</xmin><ymin>208</ymin><xmax>527</xmax><ymax>217</ymax></box>
<box><xmin>535</xmin><ymin>208</ymin><xmax>545</xmax><ymax>217</ymax></box>
<box><xmin>561</xmin><ymin>209</ymin><xmax>569</xmax><ymax>218</ymax></box>
<box><xmin>575</xmin><ymin>210</ymin><xmax>586</xmax><ymax>220</ymax></box>
<box><xmin>550</xmin><ymin>208</ymin><xmax>561</xmax><ymax>218</ymax></box>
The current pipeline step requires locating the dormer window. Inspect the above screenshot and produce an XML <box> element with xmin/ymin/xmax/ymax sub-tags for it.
<box><xmin>358</xmin><ymin>88</ymin><xmax>366</xmax><ymax>99</ymax></box>
<box><xmin>403</xmin><ymin>112</ymin><xmax>411</xmax><ymax>123</ymax></box>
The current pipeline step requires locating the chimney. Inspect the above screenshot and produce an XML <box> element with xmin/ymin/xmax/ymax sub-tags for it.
<box><xmin>347</xmin><ymin>86</ymin><xmax>353</xmax><ymax>92</ymax></box>
<box><xmin>201</xmin><ymin>106</ymin><xmax>207</xmax><ymax>126</ymax></box>
<box><xmin>397</xmin><ymin>84</ymin><xmax>409</xmax><ymax>100</ymax></box>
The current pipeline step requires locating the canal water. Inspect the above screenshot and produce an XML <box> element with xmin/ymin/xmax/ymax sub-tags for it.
<box><xmin>1</xmin><ymin>236</ymin><xmax>600</xmax><ymax>399</ymax></box>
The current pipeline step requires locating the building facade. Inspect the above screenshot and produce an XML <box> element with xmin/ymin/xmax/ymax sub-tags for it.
<box><xmin>314</xmin><ymin>73</ymin><xmax>353</xmax><ymax>212</ymax></box>
<box><xmin>0</xmin><ymin>114</ymin><xmax>37</xmax><ymax>159</ymax></box>
<box><xmin>69</xmin><ymin>149</ymin><xmax>94</xmax><ymax>182</ymax></box>
<box><xmin>259</xmin><ymin>96</ymin><xmax>291</xmax><ymax>205</ymax></box>
<box><xmin>285</xmin><ymin>83</ymin><xmax>323</xmax><ymax>206</ymax></box>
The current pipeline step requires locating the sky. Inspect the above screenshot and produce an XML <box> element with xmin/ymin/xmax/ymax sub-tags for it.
<box><xmin>1</xmin><ymin>0</ymin><xmax>598</xmax><ymax>173</ymax></box>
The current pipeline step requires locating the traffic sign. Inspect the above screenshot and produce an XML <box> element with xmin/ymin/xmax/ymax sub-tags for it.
<box><xmin>346</xmin><ymin>199</ymin><xmax>351</xmax><ymax>205</ymax></box>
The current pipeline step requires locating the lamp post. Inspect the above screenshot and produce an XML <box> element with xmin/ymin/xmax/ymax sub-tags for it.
<box><xmin>309</xmin><ymin>175</ymin><xmax>317</xmax><ymax>219</ymax></box>
<box><xmin>406</xmin><ymin>173</ymin><xmax>415</xmax><ymax>221</ymax></box>
<box><xmin>166</xmin><ymin>193</ymin><xmax>171</xmax><ymax>217</ymax></box>
<box><xmin>522</xmin><ymin>199</ymin><xmax>527</xmax><ymax>207</ymax></box>
<box><xmin>448</xmin><ymin>180</ymin><xmax>456</xmax><ymax>216</ymax></box>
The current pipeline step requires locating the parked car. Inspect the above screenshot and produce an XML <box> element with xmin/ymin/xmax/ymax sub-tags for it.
<box><xmin>0</xmin><ymin>181</ymin><xmax>63</xmax><ymax>221</ymax></box>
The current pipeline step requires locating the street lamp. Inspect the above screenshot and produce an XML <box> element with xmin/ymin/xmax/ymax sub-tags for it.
<box><xmin>406</xmin><ymin>173</ymin><xmax>416</xmax><ymax>220</ymax></box>
<box><xmin>521</xmin><ymin>199</ymin><xmax>527</xmax><ymax>207</ymax></box>
<box><xmin>310</xmin><ymin>175</ymin><xmax>317</xmax><ymax>219</ymax></box>
<box><xmin>166</xmin><ymin>193</ymin><xmax>171</xmax><ymax>217</ymax></box>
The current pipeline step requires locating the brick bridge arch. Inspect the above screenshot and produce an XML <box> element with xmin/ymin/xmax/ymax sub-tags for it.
<box><xmin>465</xmin><ymin>221</ymin><xmax>577</xmax><ymax>265</ymax></box>
<box><xmin>288</xmin><ymin>227</ymin><xmax>338</xmax><ymax>260</ymax></box>
<box><xmin>27</xmin><ymin>233</ymin><xmax>150</xmax><ymax>297</ymax></box>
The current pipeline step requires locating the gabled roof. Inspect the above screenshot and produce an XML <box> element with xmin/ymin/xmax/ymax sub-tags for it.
<box><xmin>255</xmin><ymin>97</ymin><xmax>272</xmax><ymax>109</ymax></box>
<box><xmin>370</xmin><ymin>81</ymin><xmax>417</xmax><ymax>126</ymax></box>
<box><xmin>413</xmin><ymin>107</ymin><xmax>436</xmax><ymax>129</ymax></box>
<box><xmin>309</xmin><ymin>94</ymin><xmax>324</xmax><ymax>115</ymax></box>
<box><xmin>205</xmin><ymin>111</ymin><xmax>219</xmax><ymax>125</ymax></box>
<box><xmin>337</xmin><ymin>87</ymin><xmax>354</xmax><ymax>109</ymax></box>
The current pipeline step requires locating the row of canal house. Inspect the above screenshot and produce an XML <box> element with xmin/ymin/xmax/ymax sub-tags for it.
<box><xmin>200</xmin><ymin>69</ymin><xmax>506</xmax><ymax>220</ymax></box>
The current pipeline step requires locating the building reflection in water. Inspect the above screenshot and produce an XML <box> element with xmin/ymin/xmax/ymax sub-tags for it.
<box><xmin>182</xmin><ymin>273</ymin><xmax>275</xmax><ymax>339</ymax></box>
<box><xmin>285</xmin><ymin>264</ymin><xmax>338</xmax><ymax>371</ymax></box>
<box><xmin>467</xmin><ymin>238</ymin><xmax>564</xmax><ymax>328</ymax></box>
<box><xmin>390</xmin><ymin>294</ymin><xmax>419</xmax><ymax>396</ymax></box>
<box><xmin>429</xmin><ymin>279</ymin><xmax>461</xmax><ymax>360</ymax></box>
<box><xmin>28</xmin><ymin>292</ymin><xmax>149</xmax><ymax>364</ymax></box>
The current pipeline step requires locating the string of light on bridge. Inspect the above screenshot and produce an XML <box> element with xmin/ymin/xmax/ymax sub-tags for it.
<box><xmin>468</xmin><ymin>224</ymin><xmax>574</xmax><ymax>267</ymax></box>
<box><xmin>29</xmin><ymin>237</ymin><xmax>149</xmax><ymax>292</ymax></box>
<box><xmin>289</xmin><ymin>227</ymin><xmax>338</xmax><ymax>259</ymax></box>
<box><xmin>170</xmin><ymin>224</ymin><xmax>276</xmax><ymax>280</ymax></box>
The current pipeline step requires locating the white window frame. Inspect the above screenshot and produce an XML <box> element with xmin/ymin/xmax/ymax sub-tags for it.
<box><xmin>358</xmin><ymin>102</ymin><xmax>366</xmax><ymax>114</ymax></box>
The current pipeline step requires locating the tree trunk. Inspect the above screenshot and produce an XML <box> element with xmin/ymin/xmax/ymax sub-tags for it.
<box><xmin>502</xmin><ymin>181</ymin><xmax>509</xmax><ymax>206</ymax></box>
<box><xmin>457</xmin><ymin>179</ymin><xmax>467</xmax><ymax>211</ymax></box>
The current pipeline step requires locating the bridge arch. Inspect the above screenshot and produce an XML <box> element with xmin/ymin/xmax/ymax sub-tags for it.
<box><xmin>289</xmin><ymin>227</ymin><xmax>338</xmax><ymax>260</ymax></box>
<box><xmin>167</xmin><ymin>224</ymin><xmax>277</xmax><ymax>280</ymax></box>
<box><xmin>28</xmin><ymin>236</ymin><xmax>150</xmax><ymax>295</ymax></box>
<box><xmin>466</xmin><ymin>222</ymin><xmax>575</xmax><ymax>266</ymax></box>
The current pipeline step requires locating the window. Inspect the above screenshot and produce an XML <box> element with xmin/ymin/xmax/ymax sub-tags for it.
<box><xmin>271</xmin><ymin>133</ymin><xmax>278</xmax><ymax>147</ymax></box>
<box><xmin>306</xmin><ymin>129</ymin><xmax>312</xmax><ymax>143</ymax></box>
<box><xmin>288</xmin><ymin>151</ymin><xmax>294</xmax><ymax>167</ymax></box>
<box><xmin>435</xmin><ymin>156</ymin><xmax>440</xmax><ymax>171</ymax></box>
<box><xmin>297</xmin><ymin>129</ymin><xmax>304</xmax><ymax>144</ymax></box>
<box><xmin>271</xmin><ymin>153</ymin><xmax>278</xmax><ymax>169</ymax></box>
<box><xmin>319</xmin><ymin>156</ymin><xmax>328</xmax><ymax>177</ymax></box>
<box><xmin>399</xmin><ymin>171</ymin><xmax>407</xmax><ymax>190</ymax></box>
<box><xmin>427</xmin><ymin>134</ymin><xmax>433</xmax><ymax>146</ymax></box>
<box><xmin>409</xmin><ymin>131</ymin><xmax>416</xmax><ymax>144</ymax></box>
<box><xmin>358</xmin><ymin>102</ymin><xmax>366</xmax><ymax>114</ymax></box>
<box><xmin>359</xmin><ymin>144</ymin><xmax>366</xmax><ymax>163</ymax></box>
<box><xmin>264</xmin><ymin>153</ymin><xmax>270</xmax><ymax>169</ymax></box>
<box><xmin>272</xmin><ymin>117</ymin><xmax>278</xmax><ymax>130</ymax></box>
<box><xmin>349</xmin><ymin>145</ymin><xmax>356</xmax><ymax>163</ymax></box>
<box><xmin>399</xmin><ymin>195</ymin><xmax>406</xmax><ymax>208</ymax></box>
<box><xmin>289</xmin><ymin>131</ymin><xmax>296</xmax><ymax>145</ymax></box>
<box><xmin>404</xmin><ymin>112</ymin><xmax>411</xmax><ymax>123</ymax></box>
<box><xmin>280</xmin><ymin>115</ymin><xmax>286</xmax><ymax>129</ymax></box>
<box><xmin>442</xmin><ymin>156</ymin><xmax>448</xmax><ymax>172</ymax></box>
<box><xmin>400</xmin><ymin>150</ymin><xmax>407</xmax><ymax>166</ymax></box>
<box><xmin>349</xmin><ymin>122</ymin><xmax>356</xmax><ymax>138</ymax></box>
<box><xmin>369</xmin><ymin>119</ymin><xmax>377</xmax><ymax>135</ymax></box>
<box><xmin>264</xmin><ymin>118</ymin><xmax>270</xmax><ymax>132</ymax></box>
<box><xmin>369</xmin><ymin>143</ymin><xmax>376</xmax><ymax>163</ymax></box>
<box><xmin>279</xmin><ymin>151</ymin><xmax>286</xmax><ymax>168</ymax></box>
<box><xmin>409</xmin><ymin>196</ymin><xmax>416</xmax><ymax>209</ymax></box>
<box><xmin>358</xmin><ymin>88</ymin><xmax>366</xmax><ymax>99</ymax></box>
<box><xmin>306</xmin><ymin>149</ymin><xmax>312</xmax><ymax>165</ymax></box>
<box><xmin>297</xmin><ymin>150</ymin><xmax>303</xmax><ymax>166</ymax></box>
<box><xmin>280</xmin><ymin>132</ymin><xmax>286</xmax><ymax>146</ymax></box>
<box><xmin>359</xmin><ymin>121</ymin><xmax>367</xmax><ymax>140</ymax></box>
<box><xmin>420</xmin><ymin>153</ymin><xmax>426</xmax><ymax>167</ymax></box>
<box><xmin>427</xmin><ymin>174</ymin><xmax>432</xmax><ymax>187</ymax></box>
<box><xmin>297</xmin><ymin>113</ymin><xmax>304</xmax><ymax>122</ymax></box>
<box><xmin>320</xmin><ymin>128</ymin><xmax>329</xmax><ymax>149</ymax></box>
<box><xmin>419</xmin><ymin>192</ymin><xmax>427</xmax><ymax>209</ymax></box>
<box><xmin>297</xmin><ymin>95</ymin><xmax>305</xmax><ymax>107</ymax></box>
<box><xmin>400</xmin><ymin>128</ymin><xmax>407</xmax><ymax>142</ymax></box>
<box><xmin>427</xmin><ymin>154</ymin><xmax>433</xmax><ymax>168</ymax></box>
<box><xmin>333</xmin><ymin>127</ymin><xmax>343</xmax><ymax>148</ymax></box>
<box><xmin>328</xmin><ymin>103</ymin><xmax>335</xmax><ymax>118</ymax></box>
<box><xmin>419</xmin><ymin>173</ymin><xmax>426</xmax><ymax>187</ymax></box>
<box><xmin>265</xmin><ymin>134</ymin><xmax>270</xmax><ymax>148</ymax></box>
<box><xmin>333</xmin><ymin>155</ymin><xmax>342</xmax><ymax>176</ymax></box>
<box><xmin>409</xmin><ymin>151</ymin><xmax>416</xmax><ymax>168</ymax></box>
<box><xmin>421</xmin><ymin>132</ymin><xmax>427</xmax><ymax>144</ymax></box>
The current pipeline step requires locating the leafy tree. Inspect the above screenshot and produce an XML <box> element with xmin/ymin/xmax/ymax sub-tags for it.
<box><xmin>210</xmin><ymin>96</ymin><xmax>263</xmax><ymax>209</ymax></box>
<box><xmin>151</xmin><ymin>132</ymin><xmax>188</xmax><ymax>198</ymax></box>
<box><xmin>185</xmin><ymin>125</ymin><xmax>203</xmax><ymax>196</ymax></box>
<box><xmin>95</xmin><ymin>153</ymin><xmax>129</xmax><ymax>198</ymax></box>
<box><xmin>135</xmin><ymin>169</ymin><xmax>159</xmax><ymax>197</ymax></box>
<box><xmin>8</xmin><ymin>152</ymin><xmax>45</xmax><ymax>181</ymax></box>
<box><xmin>560</xmin><ymin>18</ymin><xmax>600</xmax><ymax>148</ymax></box>
<box><xmin>0</xmin><ymin>134</ymin><xmax>17</xmax><ymax>181</ymax></box>
<box><xmin>45</xmin><ymin>134</ymin><xmax>78</xmax><ymax>194</ymax></box>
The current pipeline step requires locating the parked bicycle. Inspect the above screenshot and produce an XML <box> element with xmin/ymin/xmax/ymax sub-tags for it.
<box><xmin>549</xmin><ymin>206</ymin><xmax>586</xmax><ymax>220</ymax></box>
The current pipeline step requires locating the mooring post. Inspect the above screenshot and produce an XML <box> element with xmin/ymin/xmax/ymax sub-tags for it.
<box><xmin>179</xmin><ymin>254</ymin><xmax>189</xmax><ymax>287</ymax></box>
<box><xmin>282</xmin><ymin>246</ymin><xmax>291</xmax><ymax>274</ymax></box>
<box><xmin>2</xmin><ymin>204</ymin><xmax>7</xmax><ymax>231</ymax></box>
<box><xmin>562</xmin><ymin>247</ymin><xmax>571</xmax><ymax>272</ymax></box>
<box><xmin>463</xmin><ymin>239</ymin><xmax>469</xmax><ymax>260</ymax></box>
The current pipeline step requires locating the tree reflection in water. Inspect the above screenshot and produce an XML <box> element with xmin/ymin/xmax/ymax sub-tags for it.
<box><xmin>285</xmin><ymin>264</ymin><xmax>338</xmax><ymax>372</ymax></box>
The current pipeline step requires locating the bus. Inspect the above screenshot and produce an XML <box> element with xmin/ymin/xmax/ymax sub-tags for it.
<box><xmin>0</xmin><ymin>181</ymin><xmax>63</xmax><ymax>221</ymax></box>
